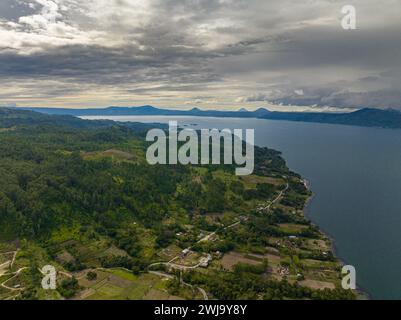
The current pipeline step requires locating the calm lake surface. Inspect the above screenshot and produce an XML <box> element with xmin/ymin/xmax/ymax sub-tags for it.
<box><xmin>82</xmin><ymin>115</ymin><xmax>401</xmax><ymax>300</ymax></box>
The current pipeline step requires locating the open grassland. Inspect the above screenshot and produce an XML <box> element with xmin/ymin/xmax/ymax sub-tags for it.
<box><xmin>220</xmin><ymin>252</ymin><xmax>262</xmax><ymax>271</ymax></box>
<box><xmin>77</xmin><ymin>269</ymin><xmax>184</xmax><ymax>300</ymax></box>
<box><xmin>240</xmin><ymin>175</ymin><xmax>285</xmax><ymax>188</ymax></box>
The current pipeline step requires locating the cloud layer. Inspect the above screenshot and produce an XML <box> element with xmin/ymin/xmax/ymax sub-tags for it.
<box><xmin>0</xmin><ymin>0</ymin><xmax>400</xmax><ymax>110</ymax></box>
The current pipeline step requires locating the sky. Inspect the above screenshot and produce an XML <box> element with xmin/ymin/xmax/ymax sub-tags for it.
<box><xmin>0</xmin><ymin>0</ymin><xmax>400</xmax><ymax>111</ymax></box>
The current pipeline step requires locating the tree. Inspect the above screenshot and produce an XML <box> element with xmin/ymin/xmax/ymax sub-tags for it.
<box><xmin>58</xmin><ymin>278</ymin><xmax>80</xmax><ymax>298</ymax></box>
<box><xmin>229</xmin><ymin>180</ymin><xmax>245</xmax><ymax>196</ymax></box>
<box><xmin>86</xmin><ymin>271</ymin><xmax>97</xmax><ymax>281</ymax></box>
<box><xmin>256</xmin><ymin>183</ymin><xmax>273</xmax><ymax>198</ymax></box>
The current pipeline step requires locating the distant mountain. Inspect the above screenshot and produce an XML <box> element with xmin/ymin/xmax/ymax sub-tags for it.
<box><xmin>0</xmin><ymin>108</ymin><xmax>164</xmax><ymax>133</ymax></box>
<box><xmin>261</xmin><ymin>108</ymin><xmax>401</xmax><ymax>129</ymax></box>
<box><xmin>19</xmin><ymin>106</ymin><xmax>266</xmax><ymax>118</ymax></box>
<box><xmin>16</xmin><ymin>106</ymin><xmax>401</xmax><ymax>129</ymax></box>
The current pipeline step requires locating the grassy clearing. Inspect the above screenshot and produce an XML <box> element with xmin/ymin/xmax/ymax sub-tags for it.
<box><xmin>82</xmin><ymin>148</ymin><xmax>139</xmax><ymax>163</ymax></box>
<box><xmin>220</xmin><ymin>252</ymin><xmax>263</xmax><ymax>271</ymax></box>
<box><xmin>53</xmin><ymin>239</ymin><xmax>126</xmax><ymax>268</ymax></box>
<box><xmin>212</xmin><ymin>170</ymin><xmax>239</xmax><ymax>184</ymax></box>
<box><xmin>51</xmin><ymin>225</ymin><xmax>82</xmax><ymax>243</ymax></box>
<box><xmin>299</xmin><ymin>279</ymin><xmax>336</xmax><ymax>290</ymax></box>
<box><xmin>278</xmin><ymin>223</ymin><xmax>309</xmax><ymax>234</ymax></box>
<box><xmin>145</xmin><ymin>289</ymin><xmax>183</xmax><ymax>300</ymax></box>
<box><xmin>0</xmin><ymin>286</ymin><xmax>13</xmax><ymax>300</ymax></box>
<box><xmin>108</xmin><ymin>269</ymin><xmax>138</xmax><ymax>281</ymax></box>
<box><xmin>79</xmin><ymin>270</ymin><xmax>180</xmax><ymax>300</ymax></box>
<box><xmin>0</xmin><ymin>127</ymin><xmax>16</xmax><ymax>133</ymax></box>
<box><xmin>240</xmin><ymin>175</ymin><xmax>284</xmax><ymax>189</ymax></box>
<box><xmin>157</xmin><ymin>245</ymin><xmax>182</xmax><ymax>261</ymax></box>
<box><xmin>0</xmin><ymin>253</ymin><xmax>13</xmax><ymax>265</ymax></box>
<box><xmin>305</xmin><ymin>239</ymin><xmax>330</xmax><ymax>251</ymax></box>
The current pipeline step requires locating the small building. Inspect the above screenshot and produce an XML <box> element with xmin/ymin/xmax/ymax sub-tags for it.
<box><xmin>199</xmin><ymin>254</ymin><xmax>212</xmax><ymax>268</ymax></box>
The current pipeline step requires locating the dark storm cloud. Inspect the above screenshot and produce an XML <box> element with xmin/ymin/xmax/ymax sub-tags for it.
<box><xmin>0</xmin><ymin>44</ymin><xmax>224</xmax><ymax>84</ymax></box>
<box><xmin>0</xmin><ymin>0</ymin><xmax>400</xmax><ymax>109</ymax></box>
<box><xmin>224</xmin><ymin>24</ymin><xmax>401</xmax><ymax>109</ymax></box>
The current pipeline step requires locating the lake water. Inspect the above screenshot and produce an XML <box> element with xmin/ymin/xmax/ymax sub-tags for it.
<box><xmin>82</xmin><ymin>115</ymin><xmax>401</xmax><ymax>300</ymax></box>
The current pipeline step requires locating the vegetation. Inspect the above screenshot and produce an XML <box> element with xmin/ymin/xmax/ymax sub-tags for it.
<box><xmin>86</xmin><ymin>271</ymin><xmax>97</xmax><ymax>281</ymax></box>
<box><xmin>58</xmin><ymin>278</ymin><xmax>80</xmax><ymax>298</ymax></box>
<box><xmin>0</xmin><ymin>108</ymin><xmax>356</xmax><ymax>300</ymax></box>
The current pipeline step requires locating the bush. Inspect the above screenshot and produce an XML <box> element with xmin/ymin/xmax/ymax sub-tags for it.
<box><xmin>58</xmin><ymin>278</ymin><xmax>80</xmax><ymax>298</ymax></box>
<box><xmin>86</xmin><ymin>271</ymin><xmax>97</xmax><ymax>281</ymax></box>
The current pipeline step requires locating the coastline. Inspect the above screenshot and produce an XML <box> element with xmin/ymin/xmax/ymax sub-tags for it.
<box><xmin>80</xmin><ymin>115</ymin><xmax>374</xmax><ymax>299</ymax></box>
<box><xmin>301</xmin><ymin>178</ymin><xmax>371</xmax><ymax>300</ymax></box>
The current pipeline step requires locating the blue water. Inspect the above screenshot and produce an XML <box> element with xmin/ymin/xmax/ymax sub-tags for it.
<box><xmin>82</xmin><ymin>115</ymin><xmax>401</xmax><ymax>299</ymax></box>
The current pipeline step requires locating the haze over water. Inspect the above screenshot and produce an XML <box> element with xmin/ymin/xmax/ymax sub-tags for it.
<box><xmin>83</xmin><ymin>115</ymin><xmax>401</xmax><ymax>299</ymax></box>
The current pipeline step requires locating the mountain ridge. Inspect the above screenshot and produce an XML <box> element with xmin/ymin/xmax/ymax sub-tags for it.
<box><xmin>14</xmin><ymin>106</ymin><xmax>401</xmax><ymax>129</ymax></box>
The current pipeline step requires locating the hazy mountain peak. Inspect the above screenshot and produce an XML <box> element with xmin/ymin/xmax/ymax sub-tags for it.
<box><xmin>253</xmin><ymin>108</ymin><xmax>271</xmax><ymax>114</ymax></box>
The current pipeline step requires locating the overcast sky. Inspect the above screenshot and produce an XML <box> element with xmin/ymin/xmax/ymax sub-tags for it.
<box><xmin>0</xmin><ymin>0</ymin><xmax>400</xmax><ymax>110</ymax></box>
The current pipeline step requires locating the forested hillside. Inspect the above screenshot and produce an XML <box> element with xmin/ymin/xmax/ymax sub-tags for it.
<box><xmin>0</xmin><ymin>109</ymin><xmax>355</xmax><ymax>300</ymax></box>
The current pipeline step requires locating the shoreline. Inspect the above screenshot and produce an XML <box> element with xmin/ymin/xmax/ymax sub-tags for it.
<box><xmin>80</xmin><ymin>116</ymin><xmax>373</xmax><ymax>299</ymax></box>
<box><xmin>301</xmin><ymin>178</ymin><xmax>371</xmax><ymax>300</ymax></box>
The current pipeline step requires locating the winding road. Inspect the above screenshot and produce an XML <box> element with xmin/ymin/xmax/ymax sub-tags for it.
<box><xmin>1</xmin><ymin>267</ymin><xmax>28</xmax><ymax>291</ymax></box>
<box><xmin>258</xmin><ymin>183</ymin><xmax>289</xmax><ymax>212</ymax></box>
